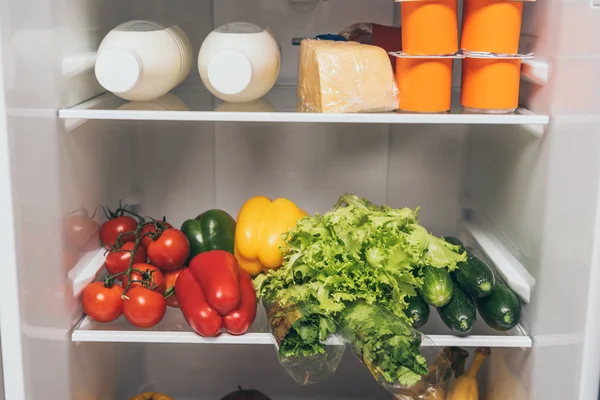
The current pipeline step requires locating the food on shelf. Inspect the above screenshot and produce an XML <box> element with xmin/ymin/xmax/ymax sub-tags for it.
<box><xmin>81</xmin><ymin>207</ymin><xmax>187</xmax><ymax>329</ymax></box>
<box><xmin>443</xmin><ymin>236</ymin><xmax>466</xmax><ymax>252</ymax></box>
<box><xmin>122</xmin><ymin>263</ymin><xmax>166</xmax><ymax>294</ymax></box>
<box><xmin>446</xmin><ymin>347</ymin><xmax>490</xmax><ymax>400</ymax></box>
<box><xmin>176</xmin><ymin>250</ymin><xmax>257</xmax><ymax>336</ymax></box>
<box><xmin>129</xmin><ymin>392</ymin><xmax>174</xmax><ymax>400</ymax></box>
<box><xmin>81</xmin><ymin>281</ymin><xmax>124</xmax><ymax>323</ymax></box>
<box><xmin>452</xmin><ymin>255</ymin><xmax>496</xmax><ymax>298</ymax></box>
<box><xmin>146</xmin><ymin>228</ymin><xmax>190</xmax><ymax>270</ymax></box>
<box><xmin>337</xmin><ymin>301</ymin><xmax>428</xmax><ymax>385</ymax></box>
<box><xmin>99</xmin><ymin>206</ymin><xmax>137</xmax><ymax>248</ymax></box>
<box><xmin>437</xmin><ymin>284</ymin><xmax>477</xmax><ymax>334</ymax></box>
<box><xmin>105</xmin><ymin>241</ymin><xmax>147</xmax><ymax>278</ymax></box>
<box><xmin>419</xmin><ymin>266</ymin><xmax>454</xmax><ymax>307</ymax></box>
<box><xmin>140</xmin><ymin>219</ymin><xmax>173</xmax><ymax>249</ymax></box>
<box><xmin>198</xmin><ymin>22</ymin><xmax>280</xmax><ymax>103</ymax></box>
<box><xmin>255</xmin><ymin>194</ymin><xmax>466</xmax><ymax>387</ymax></box>
<box><xmin>220</xmin><ymin>387</ymin><xmax>271</xmax><ymax>400</ymax></box>
<box><xmin>234</xmin><ymin>196</ymin><xmax>306</xmax><ymax>275</ymax></box>
<box><xmin>163</xmin><ymin>267</ymin><xmax>184</xmax><ymax>307</ymax></box>
<box><xmin>265</xmin><ymin>298</ymin><xmax>336</xmax><ymax>358</ymax></box>
<box><xmin>394</xmin><ymin>56</ymin><xmax>454</xmax><ymax>113</ymax></box>
<box><xmin>297</xmin><ymin>39</ymin><xmax>399</xmax><ymax>113</ymax></box>
<box><xmin>400</xmin><ymin>0</ymin><xmax>459</xmax><ymax>55</ymax></box>
<box><xmin>461</xmin><ymin>56</ymin><xmax>523</xmax><ymax>113</ymax></box>
<box><xmin>95</xmin><ymin>21</ymin><xmax>192</xmax><ymax>102</ymax></box>
<box><xmin>461</xmin><ymin>0</ymin><xmax>524</xmax><ymax>54</ymax></box>
<box><xmin>181</xmin><ymin>209</ymin><xmax>236</xmax><ymax>264</ymax></box>
<box><xmin>122</xmin><ymin>286</ymin><xmax>167</xmax><ymax>328</ymax></box>
<box><xmin>404</xmin><ymin>295</ymin><xmax>430</xmax><ymax>329</ymax></box>
<box><xmin>476</xmin><ymin>281</ymin><xmax>521</xmax><ymax>331</ymax></box>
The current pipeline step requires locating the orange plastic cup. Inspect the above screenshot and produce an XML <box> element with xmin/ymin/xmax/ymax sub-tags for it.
<box><xmin>461</xmin><ymin>58</ymin><xmax>522</xmax><ymax>112</ymax></box>
<box><xmin>461</xmin><ymin>0</ymin><xmax>524</xmax><ymax>54</ymax></box>
<box><xmin>401</xmin><ymin>0</ymin><xmax>458</xmax><ymax>55</ymax></box>
<box><xmin>396</xmin><ymin>57</ymin><xmax>453</xmax><ymax>112</ymax></box>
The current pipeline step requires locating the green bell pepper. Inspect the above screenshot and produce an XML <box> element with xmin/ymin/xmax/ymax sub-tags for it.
<box><xmin>181</xmin><ymin>209</ymin><xmax>236</xmax><ymax>264</ymax></box>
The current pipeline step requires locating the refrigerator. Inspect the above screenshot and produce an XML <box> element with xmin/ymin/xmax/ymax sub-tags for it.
<box><xmin>1</xmin><ymin>0</ymin><xmax>599</xmax><ymax>399</ymax></box>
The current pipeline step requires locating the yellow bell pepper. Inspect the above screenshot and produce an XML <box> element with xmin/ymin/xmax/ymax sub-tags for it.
<box><xmin>235</xmin><ymin>196</ymin><xmax>306</xmax><ymax>275</ymax></box>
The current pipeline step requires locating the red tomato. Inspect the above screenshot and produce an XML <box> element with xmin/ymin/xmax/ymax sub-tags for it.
<box><xmin>105</xmin><ymin>242</ymin><xmax>147</xmax><ymax>277</ymax></box>
<box><xmin>147</xmin><ymin>228</ymin><xmax>190</xmax><ymax>271</ymax></box>
<box><xmin>64</xmin><ymin>214</ymin><xmax>100</xmax><ymax>251</ymax></box>
<box><xmin>81</xmin><ymin>282</ymin><xmax>124</xmax><ymax>323</ymax></box>
<box><xmin>100</xmin><ymin>216</ymin><xmax>138</xmax><ymax>249</ymax></box>
<box><xmin>122</xmin><ymin>287</ymin><xmax>166</xmax><ymax>328</ymax></box>
<box><xmin>122</xmin><ymin>263</ymin><xmax>166</xmax><ymax>293</ymax></box>
<box><xmin>164</xmin><ymin>268</ymin><xmax>184</xmax><ymax>307</ymax></box>
<box><xmin>140</xmin><ymin>221</ymin><xmax>173</xmax><ymax>249</ymax></box>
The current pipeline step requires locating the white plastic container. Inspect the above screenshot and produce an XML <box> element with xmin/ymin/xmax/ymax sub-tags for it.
<box><xmin>95</xmin><ymin>21</ymin><xmax>193</xmax><ymax>101</ymax></box>
<box><xmin>198</xmin><ymin>22</ymin><xmax>280</xmax><ymax>103</ymax></box>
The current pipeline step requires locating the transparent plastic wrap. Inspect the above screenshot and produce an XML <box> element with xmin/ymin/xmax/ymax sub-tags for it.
<box><xmin>298</xmin><ymin>39</ymin><xmax>399</xmax><ymax>113</ymax></box>
<box><xmin>335</xmin><ymin>301</ymin><xmax>453</xmax><ymax>399</ymax></box>
<box><xmin>264</xmin><ymin>297</ymin><xmax>345</xmax><ymax>385</ymax></box>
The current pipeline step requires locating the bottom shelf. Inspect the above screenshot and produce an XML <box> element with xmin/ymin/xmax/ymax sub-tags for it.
<box><xmin>72</xmin><ymin>304</ymin><xmax>531</xmax><ymax>348</ymax></box>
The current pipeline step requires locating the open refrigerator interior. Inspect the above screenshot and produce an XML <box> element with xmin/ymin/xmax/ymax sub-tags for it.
<box><xmin>1</xmin><ymin>0</ymin><xmax>600</xmax><ymax>399</ymax></box>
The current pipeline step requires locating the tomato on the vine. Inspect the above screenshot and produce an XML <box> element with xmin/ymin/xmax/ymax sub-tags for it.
<box><xmin>122</xmin><ymin>287</ymin><xmax>166</xmax><ymax>328</ymax></box>
<box><xmin>163</xmin><ymin>268</ymin><xmax>184</xmax><ymax>307</ymax></box>
<box><xmin>140</xmin><ymin>221</ymin><xmax>173</xmax><ymax>249</ymax></box>
<box><xmin>100</xmin><ymin>215</ymin><xmax>137</xmax><ymax>249</ymax></box>
<box><xmin>122</xmin><ymin>263</ymin><xmax>165</xmax><ymax>293</ymax></box>
<box><xmin>82</xmin><ymin>281</ymin><xmax>124</xmax><ymax>323</ymax></box>
<box><xmin>105</xmin><ymin>242</ymin><xmax>147</xmax><ymax>277</ymax></box>
<box><xmin>64</xmin><ymin>214</ymin><xmax>100</xmax><ymax>251</ymax></box>
<box><xmin>147</xmin><ymin>228</ymin><xmax>190</xmax><ymax>271</ymax></box>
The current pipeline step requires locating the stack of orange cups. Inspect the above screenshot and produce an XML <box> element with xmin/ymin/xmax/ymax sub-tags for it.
<box><xmin>460</xmin><ymin>0</ymin><xmax>530</xmax><ymax>113</ymax></box>
<box><xmin>396</xmin><ymin>0</ymin><xmax>458</xmax><ymax>112</ymax></box>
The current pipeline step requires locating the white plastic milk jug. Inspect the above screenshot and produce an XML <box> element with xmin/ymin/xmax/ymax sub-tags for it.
<box><xmin>95</xmin><ymin>20</ymin><xmax>193</xmax><ymax>101</ymax></box>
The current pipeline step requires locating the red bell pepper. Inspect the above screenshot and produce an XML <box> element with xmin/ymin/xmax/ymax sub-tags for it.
<box><xmin>176</xmin><ymin>250</ymin><xmax>257</xmax><ymax>336</ymax></box>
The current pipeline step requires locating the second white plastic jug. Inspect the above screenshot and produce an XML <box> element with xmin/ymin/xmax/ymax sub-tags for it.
<box><xmin>198</xmin><ymin>22</ymin><xmax>281</xmax><ymax>103</ymax></box>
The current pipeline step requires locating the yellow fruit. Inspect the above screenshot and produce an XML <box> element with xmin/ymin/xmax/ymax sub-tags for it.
<box><xmin>446</xmin><ymin>347</ymin><xmax>490</xmax><ymax>400</ymax></box>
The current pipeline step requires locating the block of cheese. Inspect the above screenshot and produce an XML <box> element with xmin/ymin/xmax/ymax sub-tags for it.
<box><xmin>298</xmin><ymin>39</ymin><xmax>399</xmax><ymax>113</ymax></box>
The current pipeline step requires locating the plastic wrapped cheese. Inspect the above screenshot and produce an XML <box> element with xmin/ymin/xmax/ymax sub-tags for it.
<box><xmin>298</xmin><ymin>39</ymin><xmax>399</xmax><ymax>113</ymax></box>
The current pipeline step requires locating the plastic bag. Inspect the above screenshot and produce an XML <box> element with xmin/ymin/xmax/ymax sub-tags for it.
<box><xmin>335</xmin><ymin>301</ymin><xmax>453</xmax><ymax>399</ymax></box>
<box><xmin>264</xmin><ymin>298</ymin><xmax>345</xmax><ymax>385</ymax></box>
<box><xmin>298</xmin><ymin>39</ymin><xmax>399</xmax><ymax>113</ymax></box>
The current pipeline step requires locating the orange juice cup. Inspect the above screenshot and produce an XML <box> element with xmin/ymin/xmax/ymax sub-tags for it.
<box><xmin>461</xmin><ymin>0</ymin><xmax>524</xmax><ymax>54</ymax></box>
<box><xmin>401</xmin><ymin>0</ymin><xmax>458</xmax><ymax>55</ymax></box>
<box><xmin>396</xmin><ymin>57</ymin><xmax>453</xmax><ymax>112</ymax></box>
<box><xmin>461</xmin><ymin>57</ymin><xmax>522</xmax><ymax>112</ymax></box>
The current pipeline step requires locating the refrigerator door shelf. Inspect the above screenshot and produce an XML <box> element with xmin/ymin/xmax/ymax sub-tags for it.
<box><xmin>462</xmin><ymin>219</ymin><xmax>536</xmax><ymax>303</ymax></box>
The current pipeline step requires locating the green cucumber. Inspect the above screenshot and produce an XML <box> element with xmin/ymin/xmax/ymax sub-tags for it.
<box><xmin>452</xmin><ymin>255</ymin><xmax>495</xmax><ymax>298</ymax></box>
<box><xmin>443</xmin><ymin>236</ymin><xmax>465</xmax><ymax>250</ymax></box>
<box><xmin>476</xmin><ymin>282</ymin><xmax>521</xmax><ymax>331</ymax></box>
<box><xmin>437</xmin><ymin>284</ymin><xmax>476</xmax><ymax>334</ymax></box>
<box><xmin>419</xmin><ymin>267</ymin><xmax>453</xmax><ymax>307</ymax></box>
<box><xmin>404</xmin><ymin>296</ymin><xmax>430</xmax><ymax>329</ymax></box>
